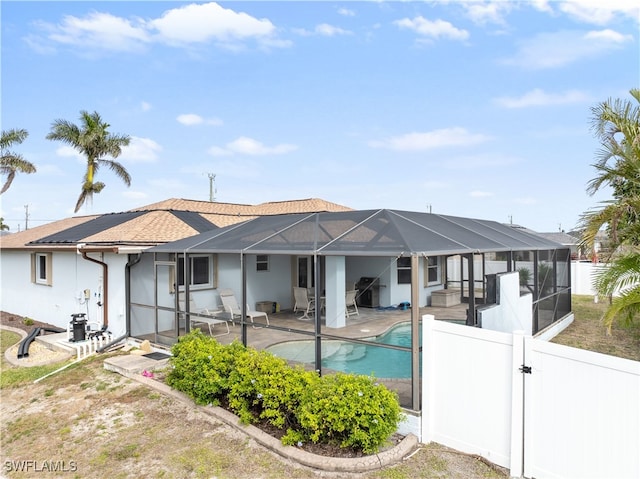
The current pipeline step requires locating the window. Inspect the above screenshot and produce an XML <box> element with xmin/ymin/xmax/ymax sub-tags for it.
<box><xmin>256</xmin><ymin>255</ymin><xmax>269</xmax><ymax>272</ymax></box>
<box><xmin>31</xmin><ymin>252</ymin><xmax>52</xmax><ymax>285</ymax></box>
<box><xmin>425</xmin><ymin>256</ymin><xmax>441</xmax><ymax>286</ymax></box>
<box><xmin>397</xmin><ymin>257</ymin><xmax>412</xmax><ymax>284</ymax></box>
<box><xmin>176</xmin><ymin>254</ymin><xmax>216</xmax><ymax>290</ymax></box>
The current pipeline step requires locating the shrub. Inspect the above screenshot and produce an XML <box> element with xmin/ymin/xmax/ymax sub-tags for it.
<box><xmin>226</xmin><ymin>347</ymin><xmax>318</xmax><ymax>428</ymax></box>
<box><xmin>167</xmin><ymin>331</ymin><xmax>403</xmax><ymax>455</ymax></box>
<box><xmin>22</xmin><ymin>317</ymin><xmax>34</xmax><ymax>326</ymax></box>
<box><xmin>166</xmin><ymin>330</ymin><xmax>245</xmax><ymax>406</ymax></box>
<box><xmin>289</xmin><ymin>373</ymin><xmax>403</xmax><ymax>454</ymax></box>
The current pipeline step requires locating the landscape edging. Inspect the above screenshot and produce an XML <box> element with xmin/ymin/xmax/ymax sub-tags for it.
<box><xmin>128</xmin><ymin>371</ymin><xmax>419</xmax><ymax>473</ymax></box>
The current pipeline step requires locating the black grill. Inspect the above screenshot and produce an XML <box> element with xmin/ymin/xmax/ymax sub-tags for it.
<box><xmin>356</xmin><ymin>277</ymin><xmax>380</xmax><ymax>308</ymax></box>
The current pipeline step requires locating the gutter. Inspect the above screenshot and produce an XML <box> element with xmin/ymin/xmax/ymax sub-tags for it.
<box><xmin>79</xmin><ymin>246</ymin><xmax>117</xmax><ymax>328</ymax></box>
<box><xmin>97</xmin><ymin>252</ymin><xmax>143</xmax><ymax>353</ymax></box>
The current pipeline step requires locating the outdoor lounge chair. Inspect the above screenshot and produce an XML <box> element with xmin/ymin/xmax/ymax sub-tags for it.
<box><xmin>345</xmin><ymin>289</ymin><xmax>359</xmax><ymax>317</ymax></box>
<box><xmin>293</xmin><ymin>286</ymin><xmax>315</xmax><ymax>320</ymax></box>
<box><xmin>218</xmin><ymin>289</ymin><xmax>269</xmax><ymax>328</ymax></box>
<box><xmin>179</xmin><ymin>297</ymin><xmax>230</xmax><ymax>337</ymax></box>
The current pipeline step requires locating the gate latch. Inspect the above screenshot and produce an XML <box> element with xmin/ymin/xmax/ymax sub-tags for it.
<box><xmin>519</xmin><ymin>365</ymin><xmax>532</xmax><ymax>374</ymax></box>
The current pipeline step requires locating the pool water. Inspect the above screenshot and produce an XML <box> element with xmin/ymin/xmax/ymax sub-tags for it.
<box><xmin>266</xmin><ymin>322</ymin><xmax>420</xmax><ymax>378</ymax></box>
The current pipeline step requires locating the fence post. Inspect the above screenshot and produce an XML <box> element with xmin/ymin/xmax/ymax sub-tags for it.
<box><xmin>421</xmin><ymin>314</ymin><xmax>435</xmax><ymax>444</ymax></box>
<box><xmin>510</xmin><ymin>330</ymin><xmax>525</xmax><ymax>478</ymax></box>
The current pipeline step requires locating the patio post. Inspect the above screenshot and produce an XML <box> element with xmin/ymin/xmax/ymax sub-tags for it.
<box><xmin>314</xmin><ymin>253</ymin><xmax>322</xmax><ymax>373</ymax></box>
<box><xmin>241</xmin><ymin>252</ymin><xmax>248</xmax><ymax>345</ymax></box>
<box><xmin>411</xmin><ymin>254</ymin><xmax>420</xmax><ymax>410</ymax></box>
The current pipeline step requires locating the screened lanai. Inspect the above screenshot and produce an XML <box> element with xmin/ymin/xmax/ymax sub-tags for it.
<box><xmin>129</xmin><ymin>209</ymin><xmax>571</xmax><ymax>410</ymax></box>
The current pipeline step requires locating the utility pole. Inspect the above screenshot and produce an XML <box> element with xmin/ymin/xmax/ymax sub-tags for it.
<box><xmin>24</xmin><ymin>204</ymin><xmax>29</xmax><ymax>230</ymax></box>
<box><xmin>208</xmin><ymin>173</ymin><xmax>217</xmax><ymax>202</ymax></box>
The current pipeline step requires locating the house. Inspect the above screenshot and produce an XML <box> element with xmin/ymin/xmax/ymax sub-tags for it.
<box><xmin>0</xmin><ymin>198</ymin><xmax>352</xmax><ymax>337</ymax></box>
<box><xmin>136</xmin><ymin>208</ymin><xmax>571</xmax><ymax>411</ymax></box>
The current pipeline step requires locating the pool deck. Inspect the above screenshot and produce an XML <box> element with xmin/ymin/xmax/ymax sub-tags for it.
<box><xmin>162</xmin><ymin>303</ymin><xmax>468</xmax><ymax>349</ymax></box>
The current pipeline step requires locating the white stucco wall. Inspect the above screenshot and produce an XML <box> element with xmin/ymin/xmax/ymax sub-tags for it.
<box><xmin>0</xmin><ymin>250</ymin><xmax>129</xmax><ymax>337</ymax></box>
<box><xmin>477</xmin><ymin>271</ymin><xmax>533</xmax><ymax>334</ymax></box>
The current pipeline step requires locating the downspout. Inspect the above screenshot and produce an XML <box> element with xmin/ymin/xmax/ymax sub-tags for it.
<box><xmin>80</xmin><ymin>249</ymin><xmax>110</xmax><ymax>327</ymax></box>
<box><xmin>97</xmin><ymin>252</ymin><xmax>142</xmax><ymax>353</ymax></box>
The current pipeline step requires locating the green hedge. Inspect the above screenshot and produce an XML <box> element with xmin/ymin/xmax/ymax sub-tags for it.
<box><xmin>166</xmin><ymin>331</ymin><xmax>403</xmax><ymax>454</ymax></box>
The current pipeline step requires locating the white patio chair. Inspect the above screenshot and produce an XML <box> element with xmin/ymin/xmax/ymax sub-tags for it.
<box><xmin>179</xmin><ymin>297</ymin><xmax>230</xmax><ymax>337</ymax></box>
<box><xmin>218</xmin><ymin>288</ymin><xmax>269</xmax><ymax>328</ymax></box>
<box><xmin>345</xmin><ymin>289</ymin><xmax>359</xmax><ymax>317</ymax></box>
<box><xmin>293</xmin><ymin>286</ymin><xmax>315</xmax><ymax>320</ymax></box>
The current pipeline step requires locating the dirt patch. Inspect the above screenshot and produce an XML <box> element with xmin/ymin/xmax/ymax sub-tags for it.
<box><xmin>0</xmin><ymin>353</ymin><xmax>507</xmax><ymax>479</ymax></box>
<box><xmin>1</xmin><ymin>311</ymin><xmax>63</xmax><ymax>335</ymax></box>
<box><xmin>1</xmin><ymin>311</ymin><xmax>508</xmax><ymax>478</ymax></box>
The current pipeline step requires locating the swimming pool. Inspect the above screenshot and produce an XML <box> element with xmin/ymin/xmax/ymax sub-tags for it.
<box><xmin>266</xmin><ymin>322</ymin><xmax>419</xmax><ymax>379</ymax></box>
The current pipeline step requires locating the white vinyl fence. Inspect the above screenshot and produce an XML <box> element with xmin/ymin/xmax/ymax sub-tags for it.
<box><xmin>421</xmin><ymin>315</ymin><xmax>640</xmax><ymax>479</ymax></box>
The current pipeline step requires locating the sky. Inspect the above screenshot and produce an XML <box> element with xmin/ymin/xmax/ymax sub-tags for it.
<box><xmin>1</xmin><ymin>0</ymin><xmax>639</xmax><ymax>234</ymax></box>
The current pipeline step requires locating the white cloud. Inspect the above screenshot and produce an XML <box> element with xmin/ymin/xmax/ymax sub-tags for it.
<box><xmin>43</xmin><ymin>12</ymin><xmax>150</xmax><ymax>53</ymax></box>
<box><xmin>30</xmin><ymin>2</ymin><xmax>286</xmax><ymax>54</ymax></box>
<box><xmin>584</xmin><ymin>29</ymin><xmax>632</xmax><ymax>42</ymax></box>
<box><xmin>209</xmin><ymin>136</ymin><xmax>298</xmax><ymax>156</ymax></box>
<box><xmin>294</xmin><ymin>23</ymin><xmax>352</xmax><ymax>37</ymax></box>
<box><xmin>120</xmin><ymin>136</ymin><xmax>162</xmax><ymax>162</ymax></box>
<box><xmin>337</xmin><ymin>8</ymin><xmax>356</xmax><ymax>17</ymax></box>
<box><xmin>140</xmin><ymin>101</ymin><xmax>152</xmax><ymax>112</ymax></box>
<box><xmin>394</xmin><ymin>16</ymin><xmax>469</xmax><ymax>42</ymax></box>
<box><xmin>149</xmin><ymin>2</ymin><xmax>274</xmax><ymax>44</ymax></box>
<box><xmin>494</xmin><ymin>88</ymin><xmax>591</xmax><ymax>108</ymax></box>
<box><xmin>503</xmin><ymin>29</ymin><xmax>632</xmax><ymax>69</ymax></box>
<box><xmin>177</xmin><ymin>113</ymin><xmax>223</xmax><ymax>126</ymax></box>
<box><xmin>368</xmin><ymin>127</ymin><xmax>490</xmax><ymax>151</ymax></box>
<box><xmin>558</xmin><ymin>0</ymin><xmax>640</xmax><ymax>26</ymax></box>
<box><xmin>464</xmin><ymin>1</ymin><xmax>512</xmax><ymax>25</ymax></box>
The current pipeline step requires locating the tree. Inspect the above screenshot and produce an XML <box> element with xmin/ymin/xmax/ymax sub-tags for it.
<box><xmin>0</xmin><ymin>217</ymin><xmax>9</xmax><ymax>231</ymax></box>
<box><xmin>580</xmin><ymin>89</ymin><xmax>640</xmax><ymax>332</ymax></box>
<box><xmin>46</xmin><ymin>110</ymin><xmax>131</xmax><ymax>213</ymax></box>
<box><xmin>0</xmin><ymin>128</ymin><xmax>36</xmax><ymax>194</ymax></box>
<box><xmin>580</xmin><ymin>88</ymin><xmax>640</xmax><ymax>255</ymax></box>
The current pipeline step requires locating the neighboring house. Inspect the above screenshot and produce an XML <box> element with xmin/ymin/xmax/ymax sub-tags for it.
<box><xmin>508</xmin><ymin>224</ymin><xmax>581</xmax><ymax>259</ymax></box>
<box><xmin>0</xmin><ymin>198</ymin><xmax>352</xmax><ymax>337</ymax></box>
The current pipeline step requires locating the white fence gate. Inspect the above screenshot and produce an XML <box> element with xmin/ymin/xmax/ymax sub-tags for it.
<box><xmin>422</xmin><ymin>315</ymin><xmax>640</xmax><ymax>479</ymax></box>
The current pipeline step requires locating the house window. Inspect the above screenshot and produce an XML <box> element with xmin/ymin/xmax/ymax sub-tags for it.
<box><xmin>397</xmin><ymin>257</ymin><xmax>412</xmax><ymax>284</ymax></box>
<box><xmin>31</xmin><ymin>252</ymin><xmax>52</xmax><ymax>286</ymax></box>
<box><xmin>256</xmin><ymin>255</ymin><xmax>269</xmax><ymax>272</ymax></box>
<box><xmin>425</xmin><ymin>256</ymin><xmax>441</xmax><ymax>286</ymax></box>
<box><xmin>176</xmin><ymin>254</ymin><xmax>216</xmax><ymax>290</ymax></box>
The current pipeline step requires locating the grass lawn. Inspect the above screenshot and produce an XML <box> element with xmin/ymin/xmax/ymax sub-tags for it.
<box><xmin>551</xmin><ymin>294</ymin><xmax>640</xmax><ymax>361</ymax></box>
<box><xmin>0</xmin><ymin>298</ymin><xmax>637</xmax><ymax>479</ymax></box>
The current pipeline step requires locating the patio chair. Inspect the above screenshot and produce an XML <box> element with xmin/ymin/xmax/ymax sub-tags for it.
<box><xmin>179</xmin><ymin>297</ymin><xmax>230</xmax><ymax>337</ymax></box>
<box><xmin>293</xmin><ymin>286</ymin><xmax>315</xmax><ymax>320</ymax></box>
<box><xmin>345</xmin><ymin>289</ymin><xmax>359</xmax><ymax>317</ymax></box>
<box><xmin>218</xmin><ymin>288</ymin><xmax>269</xmax><ymax>328</ymax></box>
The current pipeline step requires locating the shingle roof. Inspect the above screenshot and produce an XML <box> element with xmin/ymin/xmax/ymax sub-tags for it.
<box><xmin>0</xmin><ymin>215</ymin><xmax>99</xmax><ymax>249</ymax></box>
<box><xmin>0</xmin><ymin>198</ymin><xmax>353</xmax><ymax>250</ymax></box>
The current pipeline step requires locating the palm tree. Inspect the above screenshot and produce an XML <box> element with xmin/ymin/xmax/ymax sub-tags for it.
<box><xmin>46</xmin><ymin>110</ymin><xmax>131</xmax><ymax>212</ymax></box>
<box><xmin>1</xmin><ymin>128</ymin><xmax>36</xmax><ymax>194</ymax></box>
<box><xmin>580</xmin><ymin>88</ymin><xmax>640</xmax><ymax>255</ymax></box>
<box><xmin>0</xmin><ymin>217</ymin><xmax>9</xmax><ymax>231</ymax></box>
<box><xmin>580</xmin><ymin>89</ymin><xmax>640</xmax><ymax>332</ymax></box>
